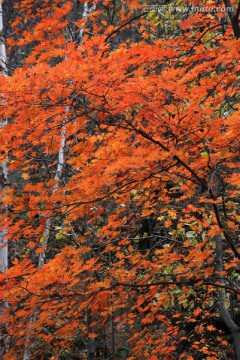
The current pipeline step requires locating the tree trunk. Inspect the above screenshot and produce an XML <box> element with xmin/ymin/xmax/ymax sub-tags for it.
<box><xmin>222</xmin><ymin>0</ymin><xmax>240</xmax><ymax>39</ymax></box>
<box><xmin>0</xmin><ymin>0</ymin><xmax>8</xmax><ymax>273</ymax></box>
<box><xmin>215</xmin><ymin>234</ymin><xmax>240</xmax><ymax>360</ymax></box>
<box><xmin>38</xmin><ymin>126</ymin><xmax>66</xmax><ymax>269</ymax></box>
<box><xmin>0</xmin><ymin>1</ymin><xmax>8</xmax><ymax>357</ymax></box>
<box><xmin>23</xmin><ymin>126</ymin><xmax>66</xmax><ymax>359</ymax></box>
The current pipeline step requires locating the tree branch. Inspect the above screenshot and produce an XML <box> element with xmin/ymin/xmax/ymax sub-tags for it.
<box><xmin>105</xmin><ymin>12</ymin><xmax>147</xmax><ymax>43</ymax></box>
<box><xmin>223</xmin><ymin>0</ymin><xmax>240</xmax><ymax>38</ymax></box>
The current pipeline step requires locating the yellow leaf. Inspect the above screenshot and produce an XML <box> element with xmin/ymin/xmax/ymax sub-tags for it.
<box><xmin>207</xmin><ymin>325</ymin><xmax>216</xmax><ymax>331</ymax></box>
<box><xmin>22</xmin><ymin>172</ymin><xmax>30</xmax><ymax>180</ymax></box>
<box><xmin>39</xmin><ymin>235</ymin><xmax>46</xmax><ymax>243</ymax></box>
<box><xmin>55</xmin><ymin>232</ymin><xmax>66</xmax><ymax>240</ymax></box>
<box><xmin>168</xmin><ymin>209</ymin><xmax>177</xmax><ymax>219</ymax></box>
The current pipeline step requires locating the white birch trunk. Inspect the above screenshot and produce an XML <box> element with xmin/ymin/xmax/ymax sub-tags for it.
<box><xmin>0</xmin><ymin>0</ymin><xmax>7</xmax><ymax>274</ymax></box>
<box><xmin>38</xmin><ymin>126</ymin><xmax>66</xmax><ymax>269</ymax></box>
<box><xmin>0</xmin><ymin>1</ymin><xmax>8</xmax><ymax>357</ymax></box>
<box><xmin>23</xmin><ymin>2</ymin><xmax>94</xmax><ymax>355</ymax></box>
<box><xmin>0</xmin><ymin>1</ymin><xmax>7</xmax><ymax>77</ymax></box>
<box><xmin>78</xmin><ymin>2</ymin><xmax>96</xmax><ymax>42</ymax></box>
<box><xmin>23</xmin><ymin>126</ymin><xmax>66</xmax><ymax>360</ymax></box>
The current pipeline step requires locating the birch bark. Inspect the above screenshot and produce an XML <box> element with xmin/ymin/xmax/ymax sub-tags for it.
<box><xmin>0</xmin><ymin>1</ymin><xmax>8</xmax><ymax>357</ymax></box>
<box><xmin>23</xmin><ymin>126</ymin><xmax>66</xmax><ymax>360</ymax></box>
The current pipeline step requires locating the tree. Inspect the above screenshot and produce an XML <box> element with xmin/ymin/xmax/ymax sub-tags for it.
<box><xmin>0</xmin><ymin>0</ymin><xmax>9</xmax><ymax>356</ymax></box>
<box><xmin>0</xmin><ymin>0</ymin><xmax>239</xmax><ymax>359</ymax></box>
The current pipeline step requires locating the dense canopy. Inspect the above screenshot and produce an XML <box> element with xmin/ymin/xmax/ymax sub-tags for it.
<box><xmin>0</xmin><ymin>0</ymin><xmax>239</xmax><ymax>359</ymax></box>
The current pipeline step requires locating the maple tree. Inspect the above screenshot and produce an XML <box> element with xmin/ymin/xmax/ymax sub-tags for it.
<box><xmin>0</xmin><ymin>0</ymin><xmax>239</xmax><ymax>359</ymax></box>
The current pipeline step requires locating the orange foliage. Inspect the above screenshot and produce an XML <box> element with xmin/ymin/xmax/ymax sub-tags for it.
<box><xmin>0</xmin><ymin>0</ymin><xmax>239</xmax><ymax>359</ymax></box>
